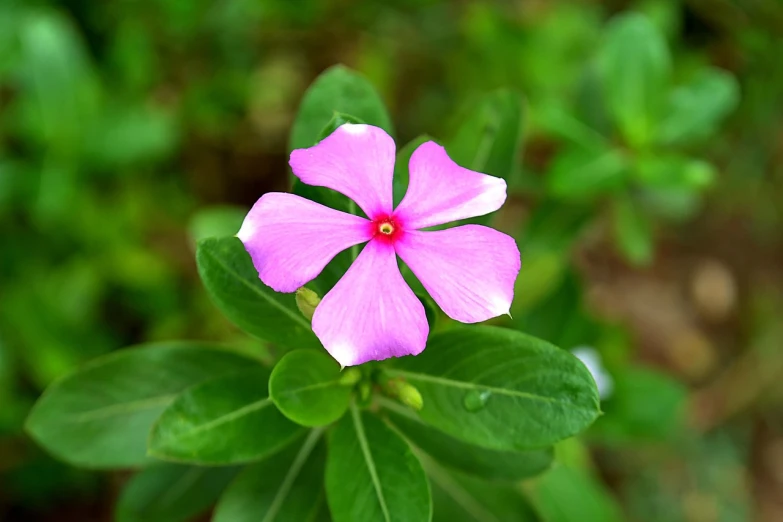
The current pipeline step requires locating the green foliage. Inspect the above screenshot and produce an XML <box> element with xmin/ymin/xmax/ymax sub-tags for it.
<box><xmin>536</xmin><ymin>10</ymin><xmax>737</xmax><ymax>265</ymax></box>
<box><xmin>546</xmin><ymin>146</ymin><xmax>628</xmax><ymax>200</ymax></box>
<box><xmin>290</xmin><ymin>65</ymin><xmax>393</xmax><ymax>150</ymax></box>
<box><xmin>269</xmin><ymin>349</ymin><xmax>352</xmax><ymax>427</ymax></box>
<box><xmin>598</xmin><ymin>13</ymin><xmax>671</xmax><ymax>147</ymax></box>
<box><xmin>326</xmin><ymin>408</ymin><xmax>432</xmax><ymax>522</ymax></box>
<box><xmin>6</xmin><ymin>0</ymin><xmax>759</xmax><ymax>517</ymax></box>
<box><xmin>528</xmin><ymin>465</ymin><xmax>625</xmax><ymax>522</ymax></box>
<box><xmin>188</xmin><ymin>206</ymin><xmax>247</xmax><ymax>243</ymax></box>
<box><xmin>613</xmin><ymin>195</ymin><xmax>654</xmax><ymax>266</ymax></box>
<box><xmin>430</xmin><ymin>466</ymin><xmax>539</xmax><ymax>522</ymax></box>
<box><xmin>388</xmin><ymin>327</ymin><xmax>600</xmax><ymax>451</ymax></box>
<box><xmin>196</xmin><ymin>237</ymin><xmax>320</xmax><ymax>349</ymax></box>
<box><xmin>116</xmin><ymin>464</ymin><xmax>238</xmax><ymax>522</ymax></box>
<box><xmin>446</xmin><ymin>90</ymin><xmax>525</xmax><ymax>186</ymax></box>
<box><xmin>213</xmin><ymin>430</ymin><xmax>329</xmax><ymax>522</ymax></box>
<box><xmin>383</xmin><ymin>402</ymin><xmax>554</xmax><ymax>481</ymax></box>
<box><xmin>658</xmin><ymin>68</ymin><xmax>740</xmax><ymax>145</ymax></box>
<box><xmin>590</xmin><ymin>367</ymin><xmax>686</xmax><ymax>443</ymax></box>
<box><xmin>25</xmin><ymin>343</ymin><xmax>254</xmax><ymax>469</ymax></box>
<box><xmin>149</xmin><ymin>367</ymin><xmax>304</xmax><ymax>465</ymax></box>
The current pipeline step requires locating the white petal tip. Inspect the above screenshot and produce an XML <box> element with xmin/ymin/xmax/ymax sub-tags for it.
<box><xmin>340</xmin><ymin>123</ymin><xmax>368</xmax><ymax>135</ymax></box>
<box><xmin>328</xmin><ymin>341</ymin><xmax>357</xmax><ymax>368</ymax></box>
<box><xmin>236</xmin><ymin>220</ymin><xmax>255</xmax><ymax>242</ymax></box>
<box><xmin>489</xmin><ymin>294</ymin><xmax>512</xmax><ymax>318</ymax></box>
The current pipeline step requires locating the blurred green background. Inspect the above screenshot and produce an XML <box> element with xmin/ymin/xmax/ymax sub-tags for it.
<box><xmin>1</xmin><ymin>0</ymin><xmax>782</xmax><ymax>520</ymax></box>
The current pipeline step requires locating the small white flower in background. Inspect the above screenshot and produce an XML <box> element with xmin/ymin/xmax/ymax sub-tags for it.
<box><xmin>571</xmin><ymin>346</ymin><xmax>614</xmax><ymax>400</ymax></box>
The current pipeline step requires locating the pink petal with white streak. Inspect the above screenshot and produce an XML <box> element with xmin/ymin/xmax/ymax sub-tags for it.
<box><xmin>394</xmin><ymin>141</ymin><xmax>507</xmax><ymax>229</ymax></box>
<box><xmin>238</xmin><ymin>193</ymin><xmax>372</xmax><ymax>293</ymax></box>
<box><xmin>312</xmin><ymin>240</ymin><xmax>428</xmax><ymax>367</ymax></box>
<box><xmin>395</xmin><ymin>225</ymin><xmax>521</xmax><ymax>323</ymax></box>
<box><xmin>289</xmin><ymin>123</ymin><xmax>395</xmax><ymax>219</ymax></box>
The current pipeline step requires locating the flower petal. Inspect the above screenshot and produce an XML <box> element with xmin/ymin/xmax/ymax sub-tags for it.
<box><xmin>395</xmin><ymin>225</ymin><xmax>520</xmax><ymax>323</ymax></box>
<box><xmin>312</xmin><ymin>240</ymin><xmax>428</xmax><ymax>367</ymax></box>
<box><xmin>289</xmin><ymin>123</ymin><xmax>395</xmax><ymax>219</ymax></box>
<box><xmin>238</xmin><ymin>193</ymin><xmax>372</xmax><ymax>293</ymax></box>
<box><xmin>394</xmin><ymin>141</ymin><xmax>507</xmax><ymax>229</ymax></box>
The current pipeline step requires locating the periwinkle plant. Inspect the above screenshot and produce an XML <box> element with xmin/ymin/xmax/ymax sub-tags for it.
<box><xmin>25</xmin><ymin>65</ymin><xmax>601</xmax><ymax>522</ymax></box>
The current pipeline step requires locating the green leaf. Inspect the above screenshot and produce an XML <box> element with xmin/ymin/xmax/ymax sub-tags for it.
<box><xmin>633</xmin><ymin>154</ymin><xmax>715</xmax><ymax>190</ymax></box>
<box><xmin>382</xmin><ymin>400</ymin><xmax>553</xmax><ymax>481</ymax></box>
<box><xmin>598</xmin><ymin>13</ymin><xmax>671</xmax><ymax>147</ymax></box>
<box><xmin>658</xmin><ymin>67</ymin><xmax>739</xmax><ymax>145</ymax></box>
<box><xmin>590</xmin><ymin>367</ymin><xmax>686</xmax><ymax>444</ymax></box>
<box><xmin>87</xmin><ymin>103</ymin><xmax>179</xmax><ymax>167</ymax></box>
<box><xmin>513</xmin><ymin>271</ymin><xmax>600</xmax><ymax>352</ymax></box>
<box><xmin>534</xmin><ymin>102</ymin><xmax>607</xmax><ymax>152</ymax></box>
<box><xmin>637</xmin><ymin>186</ymin><xmax>702</xmax><ymax>223</ymax></box>
<box><xmin>25</xmin><ymin>343</ymin><xmax>255</xmax><ymax>469</ymax></box>
<box><xmin>290</xmin><ymin>65</ymin><xmax>393</xmax><ymax>151</ymax></box>
<box><xmin>149</xmin><ymin>367</ymin><xmax>304</xmax><ymax>465</ymax></box>
<box><xmin>387</xmin><ymin>326</ymin><xmax>600</xmax><ymax>451</ymax></box>
<box><xmin>16</xmin><ymin>10</ymin><xmax>100</xmax><ymax>153</ymax></box>
<box><xmin>429</xmin><ymin>465</ymin><xmax>539</xmax><ymax>522</ymax></box>
<box><xmin>269</xmin><ymin>349</ymin><xmax>352</xmax><ymax>427</ymax></box>
<box><xmin>613</xmin><ymin>195</ymin><xmax>653</xmax><ymax>266</ymax></box>
<box><xmin>188</xmin><ymin>205</ymin><xmax>247</xmax><ymax>244</ymax></box>
<box><xmin>523</xmin><ymin>200</ymin><xmax>594</xmax><ymax>254</ymax></box>
<box><xmin>326</xmin><ymin>406</ymin><xmax>431</xmax><ymax>522</ymax></box>
<box><xmin>446</xmin><ymin>89</ymin><xmax>525</xmax><ymax>183</ymax></box>
<box><xmin>527</xmin><ymin>465</ymin><xmax>625</xmax><ymax>522</ymax></box>
<box><xmin>116</xmin><ymin>464</ymin><xmax>238</xmax><ymax>522</ymax></box>
<box><xmin>317</xmin><ymin>111</ymin><xmax>365</xmax><ymax>141</ymax></box>
<box><xmin>214</xmin><ymin>429</ymin><xmax>329</xmax><ymax>522</ymax></box>
<box><xmin>196</xmin><ymin>236</ymin><xmax>320</xmax><ymax>350</ymax></box>
<box><xmin>547</xmin><ymin>146</ymin><xmax>628</xmax><ymax>200</ymax></box>
<box><xmin>510</xmin><ymin>251</ymin><xmax>567</xmax><ymax>315</ymax></box>
<box><xmin>393</xmin><ymin>135</ymin><xmax>432</xmax><ymax>207</ymax></box>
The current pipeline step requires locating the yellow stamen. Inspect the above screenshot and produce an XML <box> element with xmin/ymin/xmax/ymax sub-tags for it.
<box><xmin>379</xmin><ymin>223</ymin><xmax>394</xmax><ymax>235</ymax></box>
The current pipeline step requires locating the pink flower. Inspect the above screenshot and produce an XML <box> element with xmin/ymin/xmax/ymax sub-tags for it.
<box><xmin>238</xmin><ymin>124</ymin><xmax>521</xmax><ymax>367</ymax></box>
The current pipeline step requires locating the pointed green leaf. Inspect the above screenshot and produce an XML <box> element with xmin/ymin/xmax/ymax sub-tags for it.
<box><xmin>116</xmin><ymin>464</ymin><xmax>238</xmax><ymax>522</ymax></box>
<box><xmin>214</xmin><ymin>429</ymin><xmax>329</xmax><ymax>522</ymax></box>
<box><xmin>613</xmin><ymin>195</ymin><xmax>653</xmax><ymax>266</ymax></box>
<box><xmin>429</xmin><ymin>465</ymin><xmax>539</xmax><ymax>522</ymax></box>
<box><xmin>447</xmin><ymin>89</ymin><xmax>525</xmax><ymax>182</ymax></box>
<box><xmin>445</xmin><ymin>90</ymin><xmax>525</xmax><ymax>225</ymax></box>
<box><xmin>658</xmin><ymin>67</ymin><xmax>739</xmax><ymax>145</ymax></box>
<box><xmin>383</xmin><ymin>401</ymin><xmax>553</xmax><ymax>481</ymax></box>
<box><xmin>326</xmin><ymin>407</ymin><xmax>431</xmax><ymax>522</ymax></box>
<box><xmin>196</xmin><ymin>236</ymin><xmax>320</xmax><ymax>350</ymax></box>
<box><xmin>290</xmin><ymin>65</ymin><xmax>392</xmax><ymax>151</ymax></box>
<box><xmin>598</xmin><ymin>13</ymin><xmax>671</xmax><ymax>147</ymax></box>
<box><xmin>25</xmin><ymin>343</ymin><xmax>255</xmax><ymax>468</ymax></box>
<box><xmin>270</xmin><ymin>349</ymin><xmax>352</xmax><ymax>427</ymax></box>
<box><xmin>527</xmin><ymin>465</ymin><xmax>624</xmax><ymax>522</ymax></box>
<box><xmin>547</xmin><ymin>146</ymin><xmax>628</xmax><ymax>200</ymax></box>
<box><xmin>590</xmin><ymin>367</ymin><xmax>686</xmax><ymax>444</ymax></box>
<box><xmin>388</xmin><ymin>326</ymin><xmax>600</xmax><ymax>451</ymax></box>
<box><xmin>149</xmin><ymin>367</ymin><xmax>304</xmax><ymax>465</ymax></box>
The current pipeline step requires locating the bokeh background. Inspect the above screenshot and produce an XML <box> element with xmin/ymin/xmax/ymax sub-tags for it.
<box><xmin>1</xmin><ymin>0</ymin><xmax>782</xmax><ymax>520</ymax></box>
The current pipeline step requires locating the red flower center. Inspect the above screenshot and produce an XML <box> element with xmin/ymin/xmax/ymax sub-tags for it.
<box><xmin>372</xmin><ymin>215</ymin><xmax>403</xmax><ymax>244</ymax></box>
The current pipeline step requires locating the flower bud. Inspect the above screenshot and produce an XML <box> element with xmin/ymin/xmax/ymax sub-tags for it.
<box><xmin>338</xmin><ymin>367</ymin><xmax>362</xmax><ymax>386</ymax></box>
<box><xmin>397</xmin><ymin>383</ymin><xmax>423</xmax><ymax>411</ymax></box>
<box><xmin>380</xmin><ymin>376</ymin><xmax>424</xmax><ymax>411</ymax></box>
<box><xmin>295</xmin><ymin>287</ymin><xmax>321</xmax><ymax>321</ymax></box>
